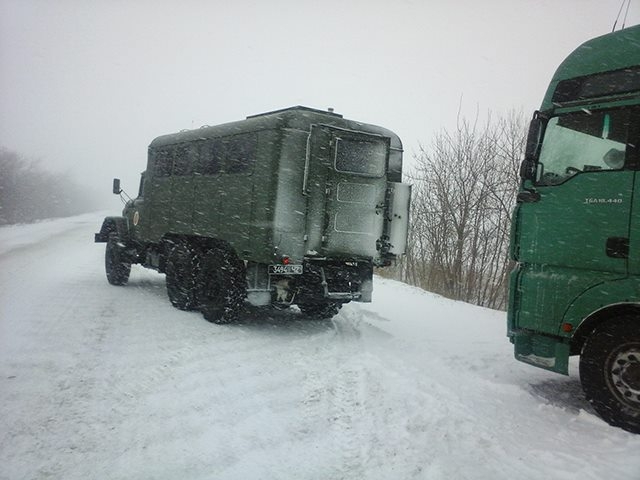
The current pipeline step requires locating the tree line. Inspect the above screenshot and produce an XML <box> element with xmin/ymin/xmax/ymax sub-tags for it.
<box><xmin>384</xmin><ymin>110</ymin><xmax>526</xmax><ymax>310</ymax></box>
<box><xmin>0</xmin><ymin>146</ymin><xmax>100</xmax><ymax>225</ymax></box>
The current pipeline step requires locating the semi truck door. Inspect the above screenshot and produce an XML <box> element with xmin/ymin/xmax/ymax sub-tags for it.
<box><xmin>517</xmin><ymin>171</ymin><xmax>633</xmax><ymax>274</ymax></box>
<box><xmin>518</xmin><ymin>109</ymin><xmax>636</xmax><ymax>273</ymax></box>
<box><xmin>305</xmin><ymin>125</ymin><xmax>389</xmax><ymax>260</ymax></box>
<box><xmin>513</xmin><ymin>108</ymin><xmax>636</xmax><ymax>335</ymax></box>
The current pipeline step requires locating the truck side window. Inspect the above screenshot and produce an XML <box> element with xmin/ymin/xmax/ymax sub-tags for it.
<box><xmin>173</xmin><ymin>143</ymin><xmax>195</xmax><ymax>176</ymax></box>
<box><xmin>154</xmin><ymin>148</ymin><xmax>173</xmax><ymax>177</ymax></box>
<box><xmin>138</xmin><ymin>173</ymin><xmax>145</xmax><ymax>197</ymax></box>
<box><xmin>201</xmin><ymin>139</ymin><xmax>222</xmax><ymax>175</ymax></box>
<box><xmin>224</xmin><ymin>133</ymin><xmax>257</xmax><ymax>174</ymax></box>
<box><xmin>536</xmin><ymin>108</ymin><xmax>633</xmax><ymax>186</ymax></box>
<box><xmin>200</xmin><ymin>134</ymin><xmax>257</xmax><ymax>175</ymax></box>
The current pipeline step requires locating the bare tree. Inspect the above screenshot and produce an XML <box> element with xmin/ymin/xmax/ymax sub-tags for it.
<box><xmin>0</xmin><ymin>146</ymin><xmax>100</xmax><ymax>225</ymax></box>
<box><xmin>393</xmin><ymin>110</ymin><xmax>525</xmax><ymax>310</ymax></box>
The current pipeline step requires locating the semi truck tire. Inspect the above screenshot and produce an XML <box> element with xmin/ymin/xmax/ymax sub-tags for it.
<box><xmin>105</xmin><ymin>233</ymin><xmax>131</xmax><ymax>286</ymax></box>
<box><xmin>580</xmin><ymin>317</ymin><xmax>640</xmax><ymax>434</ymax></box>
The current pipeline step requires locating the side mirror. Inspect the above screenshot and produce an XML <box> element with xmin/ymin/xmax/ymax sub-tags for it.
<box><xmin>112</xmin><ymin>178</ymin><xmax>122</xmax><ymax>195</ymax></box>
<box><xmin>519</xmin><ymin>158</ymin><xmax>535</xmax><ymax>181</ymax></box>
<box><xmin>520</xmin><ymin>112</ymin><xmax>544</xmax><ymax>180</ymax></box>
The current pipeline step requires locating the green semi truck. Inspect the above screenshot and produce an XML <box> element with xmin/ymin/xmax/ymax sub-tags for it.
<box><xmin>95</xmin><ymin>106</ymin><xmax>410</xmax><ymax>323</ymax></box>
<box><xmin>509</xmin><ymin>26</ymin><xmax>640</xmax><ymax>433</ymax></box>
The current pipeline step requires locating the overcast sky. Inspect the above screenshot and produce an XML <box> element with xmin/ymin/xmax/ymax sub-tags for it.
<box><xmin>1</xmin><ymin>0</ymin><xmax>639</xmax><ymax>206</ymax></box>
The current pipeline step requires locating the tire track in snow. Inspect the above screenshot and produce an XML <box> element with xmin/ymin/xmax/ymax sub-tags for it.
<box><xmin>295</xmin><ymin>311</ymin><xmax>380</xmax><ymax>479</ymax></box>
<box><xmin>329</xmin><ymin>313</ymin><xmax>369</xmax><ymax>479</ymax></box>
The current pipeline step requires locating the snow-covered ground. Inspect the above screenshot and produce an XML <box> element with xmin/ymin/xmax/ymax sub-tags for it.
<box><xmin>1</xmin><ymin>213</ymin><xmax>638</xmax><ymax>480</ymax></box>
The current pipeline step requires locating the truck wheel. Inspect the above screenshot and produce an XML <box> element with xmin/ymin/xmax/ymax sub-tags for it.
<box><xmin>105</xmin><ymin>233</ymin><xmax>131</xmax><ymax>286</ymax></box>
<box><xmin>197</xmin><ymin>248</ymin><xmax>246</xmax><ymax>324</ymax></box>
<box><xmin>580</xmin><ymin>317</ymin><xmax>640</xmax><ymax>434</ymax></box>
<box><xmin>166</xmin><ymin>240</ymin><xmax>199</xmax><ymax>311</ymax></box>
<box><xmin>298</xmin><ymin>302</ymin><xmax>342</xmax><ymax>319</ymax></box>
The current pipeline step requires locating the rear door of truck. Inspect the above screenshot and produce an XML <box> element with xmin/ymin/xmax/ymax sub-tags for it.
<box><xmin>305</xmin><ymin>125</ymin><xmax>389</xmax><ymax>259</ymax></box>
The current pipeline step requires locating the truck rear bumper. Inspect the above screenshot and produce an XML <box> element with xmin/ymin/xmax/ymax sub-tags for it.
<box><xmin>285</xmin><ymin>257</ymin><xmax>373</xmax><ymax>304</ymax></box>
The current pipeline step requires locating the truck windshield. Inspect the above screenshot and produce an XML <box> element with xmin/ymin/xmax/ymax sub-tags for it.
<box><xmin>334</xmin><ymin>137</ymin><xmax>387</xmax><ymax>177</ymax></box>
<box><xmin>536</xmin><ymin>108</ymin><xmax>632</xmax><ymax>186</ymax></box>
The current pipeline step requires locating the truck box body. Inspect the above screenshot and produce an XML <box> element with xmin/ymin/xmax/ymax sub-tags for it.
<box><xmin>96</xmin><ymin>106</ymin><xmax>410</xmax><ymax>321</ymax></box>
<box><xmin>138</xmin><ymin>106</ymin><xmax>407</xmax><ymax>267</ymax></box>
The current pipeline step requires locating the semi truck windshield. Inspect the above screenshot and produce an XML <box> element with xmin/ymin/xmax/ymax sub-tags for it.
<box><xmin>536</xmin><ymin>108</ymin><xmax>633</xmax><ymax>186</ymax></box>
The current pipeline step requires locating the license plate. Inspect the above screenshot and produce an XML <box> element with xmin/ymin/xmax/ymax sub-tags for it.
<box><xmin>268</xmin><ymin>264</ymin><xmax>303</xmax><ymax>275</ymax></box>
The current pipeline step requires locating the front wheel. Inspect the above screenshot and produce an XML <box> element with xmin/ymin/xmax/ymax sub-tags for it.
<box><xmin>105</xmin><ymin>233</ymin><xmax>131</xmax><ymax>286</ymax></box>
<box><xmin>580</xmin><ymin>318</ymin><xmax>640</xmax><ymax>434</ymax></box>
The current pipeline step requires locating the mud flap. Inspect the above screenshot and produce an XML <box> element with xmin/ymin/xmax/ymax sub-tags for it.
<box><xmin>513</xmin><ymin>331</ymin><xmax>570</xmax><ymax>374</ymax></box>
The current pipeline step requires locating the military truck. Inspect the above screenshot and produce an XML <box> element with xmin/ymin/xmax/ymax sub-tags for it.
<box><xmin>95</xmin><ymin>106</ymin><xmax>410</xmax><ymax>323</ymax></box>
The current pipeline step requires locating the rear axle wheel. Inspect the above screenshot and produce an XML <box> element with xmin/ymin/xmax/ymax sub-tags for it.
<box><xmin>197</xmin><ymin>247</ymin><xmax>246</xmax><ymax>324</ymax></box>
<box><xmin>166</xmin><ymin>240</ymin><xmax>199</xmax><ymax>311</ymax></box>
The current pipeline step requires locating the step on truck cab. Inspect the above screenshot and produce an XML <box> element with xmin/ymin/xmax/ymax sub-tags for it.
<box><xmin>509</xmin><ymin>26</ymin><xmax>640</xmax><ymax>433</ymax></box>
<box><xmin>96</xmin><ymin>106</ymin><xmax>410</xmax><ymax>322</ymax></box>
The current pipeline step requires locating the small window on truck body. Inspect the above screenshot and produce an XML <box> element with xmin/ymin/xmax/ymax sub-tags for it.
<box><xmin>535</xmin><ymin>107</ymin><xmax>635</xmax><ymax>186</ymax></box>
<box><xmin>153</xmin><ymin>148</ymin><xmax>173</xmax><ymax>177</ymax></box>
<box><xmin>199</xmin><ymin>133</ymin><xmax>257</xmax><ymax>175</ymax></box>
<box><xmin>223</xmin><ymin>133</ymin><xmax>257</xmax><ymax>174</ymax></box>
<box><xmin>199</xmin><ymin>139</ymin><xmax>221</xmax><ymax>175</ymax></box>
<box><xmin>334</xmin><ymin>136</ymin><xmax>388</xmax><ymax>177</ymax></box>
<box><xmin>172</xmin><ymin>143</ymin><xmax>196</xmax><ymax>176</ymax></box>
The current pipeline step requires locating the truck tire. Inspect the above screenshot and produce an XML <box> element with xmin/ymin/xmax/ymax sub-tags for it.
<box><xmin>197</xmin><ymin>248</ymin><xmax>246</xmax><ymax>324</ymax></box>
<box><xmin>580</xmin><ymin>317</ymin><xmax>640</xmax><ymax>434</ymax></box>
<box><xmin>298</xmin><ymin>302</ymin><xmax>342</xmax><ymax>319</ymax></box>
<box><xmin>166</xmin><ymin>240</ymin><xmax>199</xmax><ymax>311</ymax></box>
<box><xmin>105</xmin><ymin>233</ymin><xmax>131</xmax><ymax>286</ymax></box>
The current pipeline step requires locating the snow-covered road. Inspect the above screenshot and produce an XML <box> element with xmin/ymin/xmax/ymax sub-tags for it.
<box><xmin>1</xmin><ymin>214</ymin><xmax>639</xmax><ymax>480</ymax></box>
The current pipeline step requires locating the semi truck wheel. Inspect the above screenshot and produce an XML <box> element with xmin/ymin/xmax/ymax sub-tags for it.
<box><xmin>580</xmin><ymin>317</ymin><xmax>640</xmax><ymax>434</ymax></box>
<box><xmin>298</xmin><ymin>302</ymin><xmax>342</xmax><ymax>319</ymax></box>
<box><xmin>197</xmin><ymin>248</ymin><xmax>246</xmax><ymax>324</ymax></box>
<box><xmin>166</xmin><ymin>240</ymin><xmax>199</xmax><ymax>311</ymax></box>
<box><xmin>105</xmin><ymin>233</ymin><xmax>131</xmax><ymax>286</ymax></box>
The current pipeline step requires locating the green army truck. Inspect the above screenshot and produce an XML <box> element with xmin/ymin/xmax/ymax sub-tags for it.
<box><xmin>509</xmin><ymin>26</ymin><xmax>640</xmax><ymax>433</ymax></box>
<box><xmin>95</xmin><ymin>106</ymin><xmax>410</xmax><ymax>323</ymax></box>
